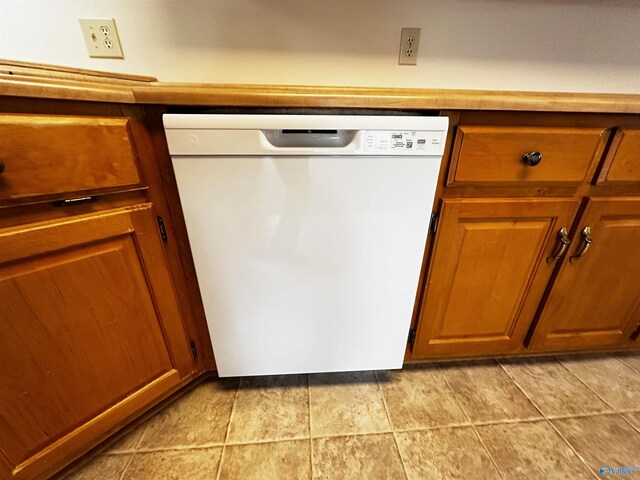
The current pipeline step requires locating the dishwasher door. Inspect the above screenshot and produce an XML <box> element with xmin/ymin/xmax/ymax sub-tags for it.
<box><xmin>165</xmin><ymin>114</ymin><xmax>447</xmax><ymax>377</ymax></box>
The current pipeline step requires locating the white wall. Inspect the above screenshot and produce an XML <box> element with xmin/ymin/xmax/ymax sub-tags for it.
<box><xmin>1</xmin><ymin>0</ymin><xmax>639</xmax><ymax>93</ymax></box>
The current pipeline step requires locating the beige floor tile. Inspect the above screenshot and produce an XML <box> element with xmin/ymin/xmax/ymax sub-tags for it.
<box><xmin>219</xmin><ymin>440</ymin><xmax>311</xmax><ymax>480</ymax></box>
<box><xmin>65</xmin><ymin>454</ymin><xmax>131</xmax><ymax>480</ymax></box>
<box><xmin>624</xmin><ymin>411</ymin><xmax>640</xmax><ymax>431</ymax></box>
<box><xmin>396</xmin><ymin>427</ymin><xmax>499</xmax><ymax>480</ymax></box>
<box><xmin>122</xmin><ymin>448</ymin><xmax>222</xmax><ymax>480</ymax></box>
<box><xmin>476</xmin><ymin>421</ymin><xmax>593</xmax><ymax>479</ymax></box>
<box><xmin>226</xmin><ymin>374</ymin><xmax>309</xmax><ymax>443</ymax></box>
<box><xmin>500</xmin><ymin>357</ymin><xmax>611</xmax><ymax>417</ymax></box>
<box><xmin>309</xmin><ymin>371</ymin><xmax>390</xmax><ymax>437</ymax></box>
<box><xmin>377</xmin><ymin>366</ymin><xmax>468</xmax><ymax>430</ymax></box>
<box><xmin>553</xmin><ymin>414</ymin><xmax>640</xmax><ymax>477</ymax></box>
<box><xmin>558</xmin><ymin>355</ymin><xmax>640</xmax><ymax>411</ymax></box>
<box><xmin>615</xmin><ymin>352</ymin><xmax>640</xmax><ymax>374</ymax></box>
<box><xmin>438</xmin><ymin>361</ymin><xmax>541</xmax><ymax>423</ymax></box>
<box><xmin>104</xmin><ymin>425</ymin><xmax>146</xmax><ymax>453</ymax></box>
<box><xmin>139</xmin><ymin>379</ymin><xmax>237</xmax><ymax>449</ymax></box>
<box><xmin>312</xmin><ymin>433</ymin><xmax>405</xmax><ymax>480</ymax></box>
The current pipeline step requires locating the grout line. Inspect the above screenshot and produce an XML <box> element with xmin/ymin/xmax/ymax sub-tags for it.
<box><xmin>224</xmin><ymin>436</ymin><xmax>310</xmax><ymax>446</ymax></box>
<box><xmin>214</xmin><ymin>438</ymin><xmax>227</xmax><ymax>479</ymax></box>
<box><xmin>113</xmin><ymin>409</ymin><xmax>640</xmax><ymax>455</ymax></box>
<box><xmin>394</xmin><ymin>416</ymin><xmax>540</xmax><ymax>432</ymax></box>
<box><xmin>497</xmin><ymin>360</ymin><xmax>548</xmax><ymax>419</ymax></box>
<box><xmin>544</xmin><ymin>410</ymin><xmax>627</xmax><ymax>421</ymax></box>
<box><xmin>498</xmin><ymin>361</ymin><xmax>600</xmax><ymax>475</ymax></box>
<box><xmin>99</xmin><ymin>421</ymin><xmax>152</xmax><ymax>456</ymax></box>
<box><xmin>133</xmin><ymin>424</ymin><xmax>149</xmax><ymax>451</ymax></box>
<box><xmin>433</xmin><ymin>362</ymin><xmax>475</xmax><ymax>425</ymax></box>
<box><xmin>129</xmin><ymin>443</ymin><xmax>226</xmax><ymax>453</ymax></box>
<box><xmin>307</xmin><ymin>374</ymin><xmax>314</xmax><ymax>480</ymax></box>
<box><xmin>390</xmin><ymin>409</ymin><xmax>640</xmax><ymax>432</ymax></box>
<box><xmin>437</xmin><ymin>363</ymin><xmax>507</xmax><ymax>480</ymax></box>
<box><xmin>497</xmin><ymin>358</ymin><xmax>603</xmax><ymax>476</ymax></box>
<box><xmin>372</xmin><ymin>371</ymin><xmax>394</xmax><ymax>432</ymax></box>
<box><xmin>620</xmin><ymin>412</ymin><xmax>640</xmax><ymax>435</ymax></box>
<box><xmin>610</xmin><ymin>352</ymin><xmax>640</xmax><ymax>375</ymax></box>
<box><xmin>498</xmin><ymin>361</ymin><xmax>598</xmax><ymax>480</ymax></box>
<box><xmin>545</xmin><ymin>419</ymin><xmax>600</xmax><ymax>480</ymax></box>
<box><xmin>306</xmin><ymin>370</ymin><xmax>393</xmax><ymax>440</ymax></box>
<box><xmin>468</xmin><ymin>425</ymin><xmax>506</xmax><ymax>480</ymax></box>
<box><xmin>117</xmin><ymin>452</ymin><xmax>136</xmax><ymax>480</ymax></box>
<box><xmin>554</xmin><ymin>356</ymin><xmax>619</xmax><ymax>411</ymax></box>
<box><xmin>216</xmin><ymin>379</ymin><xmax>240</xmax><ymax>480</ymax></box>
<box><xmin>225</xmin><ymin>436</ymin><xmax>314</xmax><ymax>447</ymax></box>
<box><xmin>309</xmin><ymin>429</ymin><xmax>393</xmax><ymax>441</ymax></box>
<box><xmin>132</xmin><ymin>423</ymin><xmax>150</xmax><ymax>452</ymax></box>
<box><xmin>115</xmin><ymin>419</ymin><xmax>152</xmax><ymax>480</ymax></box>
<box><xmin>374</xmin><ymin>370</ymin><xmax>409</xmax><ymax>480</ymax></box>
<box><xmin>223</xmin><ymin>379</ymin><xmax>241</xmax><ymax>445</ymax></box>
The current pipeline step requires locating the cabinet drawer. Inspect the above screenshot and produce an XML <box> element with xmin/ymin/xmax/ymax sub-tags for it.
<box><xmin>596</xmin><ymin>128</ymin><xmax>640</xmax><ymax>185</ymax></box>
<box><xmin>0</xmin><ymin>114</ymin><xmax>143</xmax><ymax>203</ymax></box>
<box><xmin>447</xmin><ymin>125</ymin><xmax>606</xmax><ymax>187</ymax></box>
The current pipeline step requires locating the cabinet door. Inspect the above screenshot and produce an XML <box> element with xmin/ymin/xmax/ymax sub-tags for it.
<box><xmin>0</xmin><ymin>204</ymin><xmax>194</xmax><ymax>480</ymax></box>
<box><xmin>412</xmin><ymin>198</ymin><xmax>579</xmax><ymax>358</ymax></box>
<box><xmin>530</xmin><ymin>197</ymin><xmax>640</xmax><ymax>350</ymax></box>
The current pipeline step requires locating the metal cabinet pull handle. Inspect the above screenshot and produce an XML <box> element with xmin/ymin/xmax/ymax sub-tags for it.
<box><xmin>523</xmin><ymin>151</ymin><xmax>542</xmax><ymax>166</ymax></box>
<box><xmin>547</xmin><ymin>227</ymin><xmax>571</xmax><ymax>263</ymax></box>
<box><xmin>570</xmin><ymin>226</ymin><xmax>593</xmax><ymax>263</ymax></box>
<box><xmin>52</xmin><ymin>196</ymin><xmax>99</xmax><ymax>207</ymax></box>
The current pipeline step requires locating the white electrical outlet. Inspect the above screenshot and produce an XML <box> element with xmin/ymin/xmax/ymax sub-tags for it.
<box><xmin>79</xmin><ymin>18</ymin><xmax>124</xmax><ymax>59</ymax></box>
<box><xmin>398</xmin><ymin>28</ymin><xmax>421</xmax><ymax>66</ymax></box>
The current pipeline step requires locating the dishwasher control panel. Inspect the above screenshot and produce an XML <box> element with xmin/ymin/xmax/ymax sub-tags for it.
<box><xmin>363</xmin><ymin>130</ymin><xmax>443</xmax><ymax>154</ymax></box>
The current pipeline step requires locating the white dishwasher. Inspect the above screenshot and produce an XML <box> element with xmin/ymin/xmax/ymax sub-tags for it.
<box><xmin>164</xmin><ymin>114</ymin><xmax>448</xmax><ymax>377</ymax></box>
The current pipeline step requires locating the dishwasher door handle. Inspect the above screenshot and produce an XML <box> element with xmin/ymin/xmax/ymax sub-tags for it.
<box><xmin>262</xmin><ymin>129</ymin><xmax>357</xmax><ymax>148</ymax></box>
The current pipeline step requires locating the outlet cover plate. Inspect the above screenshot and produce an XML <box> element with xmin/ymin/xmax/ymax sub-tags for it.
<box><xmin>399</xmin><ymin>28</ymin><xmax>421</xmax><ymax>66</ymax></box>
<box><xmin>79</xmin><ymin>18</ymin><xmax>124</xmax><ymax>58</ymax></box>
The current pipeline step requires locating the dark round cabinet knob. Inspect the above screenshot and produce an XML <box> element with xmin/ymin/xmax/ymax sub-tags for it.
<box><xmin>0</xmin><ymin>160</ymin><xmax>4</xmax><ymax>173</ymax></box>
<box><xmin>523</xmin><ymin>151</ymin><xmax>542</xmax><ymax>166</ymax></box>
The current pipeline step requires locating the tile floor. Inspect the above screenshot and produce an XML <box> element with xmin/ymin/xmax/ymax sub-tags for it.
<box><xmin>65</xmin><ymin>352</ymin><xmax>640</xmax><ymax>480</ymax></box>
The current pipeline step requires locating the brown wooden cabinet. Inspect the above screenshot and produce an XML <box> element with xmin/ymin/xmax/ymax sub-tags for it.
<box><xmin>0</xmin><ymin>204</ymin><xmax>195</xmax><ymax>480</ymax></box>
<box><xmin>412</xmin><ymin>197</ymin><xmax>579</xmax><ymax>358</ymax></box>
<box><xmin>0</xmin><ymin>103</ymin><xmax>206</xmax><ymax>480</ymax></box>
<box><xmin>412</xmin><ymin>113</ymin><xmax>640</xmax><ymax>361</ymax></box>
<box><xmin>529</xmin><ymin>197</ymin><xmax>640</xmax><ymax>350</ymax></box>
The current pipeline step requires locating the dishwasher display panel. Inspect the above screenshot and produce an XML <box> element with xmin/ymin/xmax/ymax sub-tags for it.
<box><xmin>364</xmin><ymin>130</ymin><xmax>443</xmax><ymax>154</ymax></box>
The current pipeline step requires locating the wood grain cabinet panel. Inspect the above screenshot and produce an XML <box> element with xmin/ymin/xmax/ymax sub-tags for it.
<box><xmin>0</xmin><ymin>114</ymin><xmax>143</xmax><ymax>203</ymax></box>
<box><xmin>0</xmin><ymin>204</ymin><xmax>194</xmax><ymax>480</ymax></box>
<box><xmin>412</xmin><ymin>198</ymin><xmax>579</xmax><ymax>358</ymax></box>
<box><xmin>596</xmin><ymin>128</ymin><xmax>640</xmax><ymax>185</ymax></box>
<box><xmin>530</xmin><ymin>197</ymin><xmax>640</xmax><ymax>350</ymax></box>
<box><xmin>448</xmin><ymin>125</ymin><xmax>607</xmax><ymax>186</ymax></box>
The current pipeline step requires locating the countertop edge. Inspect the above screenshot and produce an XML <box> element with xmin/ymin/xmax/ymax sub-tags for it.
<box><xmin>0</xmin><ymin>77</ymin><xmax>137</xmax><ymax>104</ymax></box>
<box><xmin>132</xmin><ymin>84</ymin><xmax>640</xmax><ymax>113</ymax></box>
<box><xmin>1</xmin><ymin>58</ymin><xmax>640</xmax><ymax>113</ymax></box>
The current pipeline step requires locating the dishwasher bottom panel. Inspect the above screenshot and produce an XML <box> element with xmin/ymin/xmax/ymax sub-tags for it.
<box><xmin>172</xmin><ymin>154</ymin><xmax>440</xmax><ymax>376</ymax></box>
